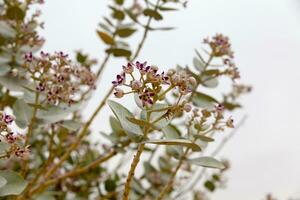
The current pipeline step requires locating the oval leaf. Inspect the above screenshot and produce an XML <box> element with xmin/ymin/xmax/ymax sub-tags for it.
<box><xmin>187</xmin><ymin>157</ymin><xmax>225</xmax><ymax>169</ymax></box>
<box><xmin>0</xmin><ymin>170</ymin><xmax>27</xmax><ymax>196</ymax></box>
<box><xmin>193</xmin><ymin>57</ymin><xmax>205</xmax><ymax>72</ymax></box>
<box><xmin>13</xmin><ymin>99</ymin><xmax>33</xmax><ymax>129</ymax></box>
<box><xmin>192</xmin><ymin>92</ymin><xmax>218</xmax><ymax>109</ymax></box>
<box><xmin>193</xmin><ymin>134</ymin><xmax>215</xmax><ymax>142</ymax></box>
<box><xmin>143</xmin><ymin>139</ymin><xmax>201</xmax><ymax>151</ymax></box>
<box><xmin>116</xmin><ymin>28</ymin><xmax>136</xmax><ymax>38</ymax></box>
<box><xmin>107</xmin><ymin>100</ymin><xmax>143</xmax><ymax>141</ymax></box>
<box><xmin>143</xmin><ymin>9</ymin><xmax>163</xmax><ymax>20</ymax></box>
<box><xmin>106</xmin><ymin>48</ymin><xmax>131</xmax><ymax>58</ymax></box>
<box><xmin>97</xmin><ymin>31</ymin><xmax>114</xmax><ymax>45</ymax></box>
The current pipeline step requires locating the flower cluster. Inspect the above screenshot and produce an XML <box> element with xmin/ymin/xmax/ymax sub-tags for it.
<box><xmin>23</xmin><ymin>51</ymin><xmax>96</xmax><ymax>105</ymax></box>
<box><xmin>202</xmin><ymin>34</ymin><xmax>240</xmax><ymax>81</ymax></box>
<box><xmin>0</xmin><ymin>112</ymin><xmax>30</xmax><ymax>160</ymax></box>
<box><xmin>189</xmin><ymin>103</ymin><xmax>235</xmax><ymax>136</ymax></box>
<box><xmin>204</xmin><ymin>33</ymin><xmax>234</xmax><ymax>58</ymax></box>
<box><xmin>112</xmin><ymin>61</ymin><xmax>196</xmax><ymax>106</ymax></box>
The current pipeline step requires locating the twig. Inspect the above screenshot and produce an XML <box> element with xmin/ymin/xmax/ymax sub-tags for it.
<box><xmin>174</xmin><ymin>115</ymin><xmax>248</xmax><ymax>199</ymax></box>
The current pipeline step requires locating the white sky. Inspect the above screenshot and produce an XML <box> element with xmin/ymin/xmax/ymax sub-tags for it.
<box><xmin>39</xmin><ymin>0</ymin><xmax>300</xmax><ymax>199</ymax></box>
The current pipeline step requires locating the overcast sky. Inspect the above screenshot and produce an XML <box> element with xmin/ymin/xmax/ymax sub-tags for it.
<box><xmin>39</xmin><ymin>0</ymin><xmax>300</xmax><ymax>199</ymax></box>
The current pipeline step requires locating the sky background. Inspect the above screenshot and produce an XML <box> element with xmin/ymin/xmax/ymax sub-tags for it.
<box><xmin>38</xmin><ymin>0</ymin><xmax>300</xmax><ymax>199</ymax></box>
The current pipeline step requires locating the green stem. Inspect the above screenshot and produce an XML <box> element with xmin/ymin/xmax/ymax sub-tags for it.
<box><xmin>122</xmin><ymin>112</ymin><xmax>151</xmax><ymax>200</ymax></box>
<box><xmin>22</xmin><ymin>91</ymin><xmax>39</xmax><ymax>177</ymax></box>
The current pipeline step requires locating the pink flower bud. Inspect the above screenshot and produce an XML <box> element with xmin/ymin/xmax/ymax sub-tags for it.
<box><xmin>114</xmin><ymin>88</ymin><xmax>124</xmax><ymax>98</ymax></box>
<box><xmin>184</xmin><ymin>104</ymin><xmax>192</xmax><ymax>112</ymax></box>
<box><xmin>131</xmin><ymin>80</ymin><xmax>142</xmax><ymax>90</ymax></box>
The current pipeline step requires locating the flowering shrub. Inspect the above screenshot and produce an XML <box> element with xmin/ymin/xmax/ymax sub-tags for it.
<box><xmin>0</xmin><ymin>0</ymin><xmax>251</xmax><ymax>199</ymax></box>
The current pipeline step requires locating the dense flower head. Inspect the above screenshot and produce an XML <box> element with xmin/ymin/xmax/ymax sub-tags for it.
<box><xmin>204</xmin><ymin>33</ymin><xmax>234</xmax><ymax>58</ymax></box>
<box><xmin>0</xmin><ymin>112</ymin><xmax>29</xmax><ymax>160</ymax></box>
<box><xmin>23</xmin><ymin>51</ymin><xmax>96</xmax><ymax>105</ymax></box>
<box><xmin>112</xmin><ymin>61</ymin><xmax>195</xmax><ymax>106</ymax></box>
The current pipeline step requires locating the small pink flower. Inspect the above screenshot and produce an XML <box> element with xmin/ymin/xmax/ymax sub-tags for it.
<box><xmin>24</xmin><ymin>52</ymin><xmax>33</xmax><ymax>62</ymax></box>
<box><xmin>3</xmin><ymin>114</ymin><xmax>15</xmax><ymax>124</ymax></box>
<box><xmin>122</xmin><ymin>62</ymin><xmax>134</xmax><ymax>74</ymax></box>
<box><xmin>131</xmin><ymin>80</ymin><xmax>142</xmax><ymax>90</ymax></box>
<box><xmin>215</xmin><ymin>104</ymin><xmax>225</xmax><ymax>112</ymax></box>
<box><xmin>112</xmin><ymin>72</ymin><xmax>126</xmax><ymax>87</ymax></box>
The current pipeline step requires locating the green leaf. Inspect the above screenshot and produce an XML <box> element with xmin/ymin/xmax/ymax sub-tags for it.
<box><xmin>126</xmin><ymin>117</ymin><xmax>152</xmax><ymax>127</ymax></box>
<box><xmin>0</xmin><ymin>21</ymin><xmax>16</xmax><ymax>38</ymax></box>
<box><xmin>212</xmin><ymin>174</ymin><xmax>221</xmax><ymax>182</ymax></box>
<box><xmin>107</xmin><ymin>100</ymin><xmax>143</xmax><ymax>141</ymax></box>
<box><xmin>114</xmin><ymin>0</ymin><xmax>124</xmax><ymax>5</ymax></box>
<box><xmin>204</xmin><ymin>180</ymin><xmax>215</xmax><ymax>192</ymax></box>
<box><xmin>143</xmin><ymin>9</ymin><xmax>163</xmax><ymax>20</ymax></box>
<box><xmin>158</xmin><ymin>6</ymin><xmax>178</xmax><ymax>11</ymax></box>
<box><xmin>76</xmin><ymin>52</ymin><xmax>87</xmax><ymax>63</ymax></box>
<box><xmin>162</xmin><ymin>124</ymin><xmax>183</xmax><ymax>158</ymax></box>
<box><xmin>36</xmin><ymin>103</ymin><xmax>81</xmax><ymax>124</ymax></box>
<box><xmin>193</xmin><ymin>134</ymin><xmax>214</xmax><ymax>142</ymax></box>
<box><xmin>6</xmin><ymin>6</ymin><xmax>25</xmax><ymax>21</ymax></box>
<box><xmin>0</xmin><ymin>142</ymin><xmax>9</xmax><ymax>153</ymax></box>
<box><xmin>0</xmin><ymin>65</ymin><xmax>10</xmax><ymax>76</ymax></box>
<box><xmin>150</xmin><ymin>26</ymin><xmax>176</xmax><ymax>31</ymax></box>
<box><xmin>187</xmin><ymin>157</ymin><xmax>225</xmax><ymax>169</ymax></box>
<box><xmin>0</xmin><ymin>176</ymin><xmax>7</xmax><ymax>188</ymax></box>
<box><xmin>106</xmin><ymin>48</ymin><xmax>131</xmax><ymax>58</ymax></box>
<box><xmin>192</xmin><ymin>92</ymin><xmax>218</xmax><ymax>109</ymax></box>
<box><xmin>223</xmin><ymin>101</ymin><xmax>242</xmax><ymax>111</ymax></box>
<box><xmin>116</xmin><ymin>28</ymin><xmax>136</xmax><ymax>38</ymax></box>
<box><xmin>96</xmin><ymin>31</ymin><xmax>114</xmax><ymax>45</ymax></box>
<box><xmin>105</xmin><ymin>179</ymin><xmax>117</xmax><ymax>192</ymax></box>
<box><xmin>124</xmin><ymin>9</ymin><xmax>139</xmax><ymax>23</ymax></box>
<box><xmin>193</xmin><ymin>57</ymin><xmax>205</xmax><ymax>72</ymax></box>
<box><xmin>110</xmin><ymin>7</ymin><xmax>125</xmax><ymax>20</ymax></box>
<box><xmin>13</xmin><ymin>99</ymin><xmax>33</xmax><ymax>129</ymax></box>
<box><xmin>109</xmin><ymin>116</ymin><xmax>123</xmax><ymax>134</ymax></box>
<box><xmin>201</xmin><ymin>76</ymin><xmax>219</xmax><ymax>88</ymax></box>
<box><xmin>34</xmin><ymin>192</ymin><xmax>56</xmax><ymax>200</ymax></box>
<box><xmin>0</xmin><ymin>75</ymin><xmax>29</xmax><ymax>92</ymax></box>
<box><xmin>143</xmin><ymin>139</ymin><xmax>201</xmax><ymax>151</ymax></box>
<box><xmin>202</xmin><ymin>69</ymin><xmax>219</xmax><ymax>76</ymax></box>
<box><xmin>59</xmin><ymin>120</ymin><xmax>81</xmax><ymax>131</ymax></box>
<box><xmin>0</xmin><ymin>170</ymin><xmax>27</xmax><ymax>196</ymax></box>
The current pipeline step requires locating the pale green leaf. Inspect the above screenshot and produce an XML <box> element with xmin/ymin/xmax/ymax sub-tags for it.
<box><xmin>107</xmin><ymin>100</ymin><xmax>143</xmax><ymax>141</ymax></box>
<box><xmin>13</xmin><ymin>99</ymin><xmax>33</xmax><ymax>129</ymax></box>
<box><xmin>192</xmin><ymin>92</ymin><xmax>218</xmax><ymax>109</ymax></box>
<box><xmin>0</xmin><ymin>65</ymin><xmax>10</xmax><ymax>76</ymax></box>
<box><xmin>59</xmin><ymin>120</ymin><xmax>81</xmax><ymax>131</ymax></box>
<box><xmin>0</xmin><ymin>170</ymin><xmax>27</xmax><ymax>196</ymax></box>
<box><xmin>143</xmin><ymin>139</ymin><xmax>201</xmax><ymax>151</ymax></box>
<box><xmin>187</xmin><ymin>157</ymin><xmax>225</xmax><ymax>169</ymax></box>
<box><xmin>0</xmin><ymin>176</ymin><xmax>7</xmax><ymax>188</ymax></box>
<box><xmin>193</xmin><ymin>57</ymin><xmax>205</xmax><ymax>72</ymax></box>
<box><xmin>96</xmin><ymin>31</ymin><xmax>114</xmax><ymax>45</ymax></box>
<box><xmin>0</xmin><ymin>21</ymin><xmax>16</xmax><ymax>38</ymax></box>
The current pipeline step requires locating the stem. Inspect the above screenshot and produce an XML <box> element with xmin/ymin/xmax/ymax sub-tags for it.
<box><xmin>131</xmin><ymin>0</ymin><xmax>160</xmax><ymax>61</ymax></box>
<box><xmin>174</xmin><ymin>116</ymin><xmax>247</xmax><ymax>199</ymax></box>
<box><xmin>122</xmin><ymin>143</ymin><xmax>145</xmax><ymax>200</ymax></box>
<box><xmin>156</xmin><ymin>147</ymin><xmax>189</xmax><ymax>200</ymax></box>
<box><xmin>96</xmin><ymin>53</ymin><xmax>111</xmax><ymax>80</ymax></box>
<box><xmin>22</xmin><ymin>91</ymin><xmax>39</xmax><ymax>177</ymax></box>
<box><xmin>122</xmin><ymin>111</ymin><xmax>151</xmax><ymax>200</ymax></box>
